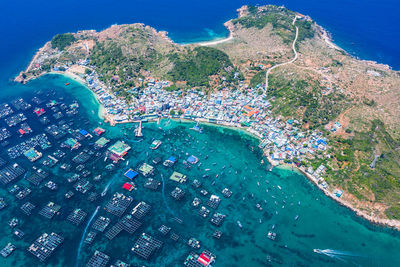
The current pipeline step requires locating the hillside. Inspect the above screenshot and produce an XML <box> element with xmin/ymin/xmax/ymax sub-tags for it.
<box><xmin>15</xmin><ymin>5</ymin><xmax>400</xmax><ymax>222</ymax></box>
<box><xmin>213</xmin><ymin>5</ymin><xmax>400</xmax><ymax>221</ymax></box>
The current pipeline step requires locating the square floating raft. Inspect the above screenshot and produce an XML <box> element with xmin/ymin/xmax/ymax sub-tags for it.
<box><xmin>64</xmin><ymin>138</ymin><xmax>80</xmax><ymax>150</ymax></box>
<box><xmin>137</xmin><ymin>163</ymin><xmax>154</xmax><ymax>177</ymax></box>
<box><xmin>93</xmin><ymin>127</ymin><xmax>105</xmax><ymax>136</ymax></box>
<box><xmin>95</xmin><ymin>137</ymin><xmax>110</xmax><ymax>148</ymax></box>
<box><xmin>163</xmin><ymin>156</ymin><xmax>177</xmax><ymax>167</ymax></box>
<box><xmin>122</xmin><ymin>182</ymin><xmax>135</xmax><ymax>191</ymax></box>
<box><xmin>187</xmin><ymin>155</ymin><xmax>199</xmax><ymax>165</ymax></box>
<box><xmin>170</xmin><ymin>171</ymin><xmax>187</xmax><ymax>184</ymax></box>
<box><xmin>24</xmin><ymin>148</ymin><xmax>42</xmax><ymax>162</ymax></box>
<box><xmin>124</xmin><ymin>169</ymin><xmax>138</xmax><ymax>180</ymax></box>
<box><xmin>108</xmin><ymin>141</ymin><xmax>131</xmax><ymax>157</ymax></box>
<box><xmin>28</xmin><ymin>232</ymin><xmax>64</xmax><ymax>262</ymax></box>
<box><xmin>86</xmin><ymin>250</ymin><xmax>110</xmax><ymax>267</ymax></box>
<box><xmin>131</xmin><ymin>233</ymin><xmax>162</xmax><ymax>260</ymax></box>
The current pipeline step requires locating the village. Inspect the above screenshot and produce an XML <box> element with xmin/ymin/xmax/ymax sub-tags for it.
<box><xmin>65</xmin><ymin>60</ymin><xmax>341</xmax><ymax>200</ymax></box>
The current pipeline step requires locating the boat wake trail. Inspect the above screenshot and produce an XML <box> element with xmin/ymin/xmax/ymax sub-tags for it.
<box><xmin>314</xmin><ymin>248</ymin><xmax>363</xmax><ymax>264</ymax></box>
<box><xmin>160</xmin><ymin>174</ymin><xmax>179</xmax><ymax>219</ymax></box>
<box><xmin>76</xmin><ymin>206</ymin><xmax>100</xmax><ymax>267</ymax></box>
<box><xmin>101</xmin><ymin>177</ymin><xmax>114</xmax><ymax>197</ymax></box>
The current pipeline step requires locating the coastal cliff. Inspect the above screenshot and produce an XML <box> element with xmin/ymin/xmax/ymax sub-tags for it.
<box><xmin>16</xmin><ymin>5</ymin><xmax>400</xmax><ymax>229</ymax></box>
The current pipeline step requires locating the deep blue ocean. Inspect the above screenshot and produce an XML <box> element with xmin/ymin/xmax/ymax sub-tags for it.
<box><xmin>0</xmin><ymin>0</ymin><xmax>399</xmax><ymax>86</ymax></box>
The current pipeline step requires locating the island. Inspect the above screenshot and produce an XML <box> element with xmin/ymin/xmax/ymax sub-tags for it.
<box><xmin>16</xmin><ymin>5</ymin><xmax>400</xmax><ymax>229</ymax></box>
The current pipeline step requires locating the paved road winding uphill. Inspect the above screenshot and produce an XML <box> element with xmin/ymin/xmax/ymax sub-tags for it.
<box><xmin>265</xmin><ymin>16</ymin><xmax>299</xmax><ymax>92</ymax></box>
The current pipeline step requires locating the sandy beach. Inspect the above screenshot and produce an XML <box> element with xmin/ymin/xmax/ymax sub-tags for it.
<box><xmin>50</xmin><ymin>71</ymin><xmax>106</xmax><ymax>120</ymax></box>
<box><xmin>197</xmin><ymin>33</ymin><xmax>234</xmax><ymax>46</ymax></box>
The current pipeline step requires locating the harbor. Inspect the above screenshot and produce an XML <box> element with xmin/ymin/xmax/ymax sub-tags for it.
<box><xmin>0</xmin><ymin>78</ymin><xmax>399</xmax><ymax>266</ymax></box>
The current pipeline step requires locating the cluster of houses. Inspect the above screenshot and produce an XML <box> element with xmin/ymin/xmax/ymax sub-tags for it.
<box><xmin>69</xmin><ymin>63</ymin><xmax>335</xmax><ymax>196</ymax></box>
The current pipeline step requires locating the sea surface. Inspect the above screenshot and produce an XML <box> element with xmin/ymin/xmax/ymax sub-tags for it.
<box><xmin>1</xmin><ymin>0</ymin><xmax>400</xmax><ymax>266</ymax></box>
<box><xmin>1</xmin><ymin>75</ymin><xmax>400</xmax><ymax>267</ymax></box>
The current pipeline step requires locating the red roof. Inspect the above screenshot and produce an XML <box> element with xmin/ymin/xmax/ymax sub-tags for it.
<box><xmin>19</xmin><ymin>129</ymin><xmax>25</xmax><ymax>135</ymax></box>
<box><xmin>122</xmin><ymin>183</ymin><xmax>133</xmax><ymax>190</ymax></box>
<box><xmin>197</xmin><ymin>253</ymin><xmax>212</xmax><ymax>266</ymax></box>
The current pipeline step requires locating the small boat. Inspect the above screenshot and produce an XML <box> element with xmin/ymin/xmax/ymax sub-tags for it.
<box><xmin>237</xmin><ymin>220</ymin><xmax>243</xmax><ymax>229</ymax></box>
<box><xmin>294</xmin><ymin>215</ymin><xmax>299</xmax><ymax>220</ymax></box>
<box><xmin>150</xmin><ymin>139</ymin><xmax>162</xmax><ymax>150</ymax></box>
<box><xmin>190</xmin><ymin>122</ymin><xmax>202</xmax><ymax>133</ymax></box>
<box><xmin>313</xmin><ymin>249</ymin><xmax>323</xmax><ymax>254</ymax></box>
<box><xmin>65</xmin><ymin>82</ymin><xmax>70</xmax><ymax>86</ymax></box>
<box><xmin>267</xmin><ymin>231</ymin><xmax>277</xmax><ymax>240</ymax></box>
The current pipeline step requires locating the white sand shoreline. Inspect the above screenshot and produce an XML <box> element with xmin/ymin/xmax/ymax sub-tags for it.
<box><xmin>197</xmin><ymin>33</ymin><xmax>234</xmax><ymax>46</ymax></box>
<box><xmin>48</xmin><ymin>72</ymin><xmax>106</xmax><ymax>120</ymax></box>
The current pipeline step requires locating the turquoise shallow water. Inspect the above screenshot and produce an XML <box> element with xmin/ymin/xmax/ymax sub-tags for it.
<box><xmin>1</xmin><ymin>75</ymin><xmax>400</xmax><ymax>266</ymax></box>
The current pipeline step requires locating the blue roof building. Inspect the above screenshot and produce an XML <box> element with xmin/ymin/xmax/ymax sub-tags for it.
<box><xmin>124</xmin><ymin>169</ymin><xmax>139</xmax><ymax>180</ymax></box>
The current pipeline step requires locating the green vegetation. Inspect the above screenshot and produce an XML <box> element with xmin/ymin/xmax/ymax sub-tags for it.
<box><xmin>51</xmin><ymin>33</ymin><xmax>76</xmax><ymax>50</ymax></box>
<box><xmin>168</xmin><ymin>46</ymin><xmax>233</xmax><ymax>87</ymax></box>
<box><xmin>232</xmin><ymin>6</ymin><xmax>292</xmax><ymax>30</ymax></box>
<box><xmin>323</xmin><ymin>119</ymin><xmax>400</xmax><ymax>218</ymax></box>
<box><xmin>250</xmin><ymin>70</ymin><xmax>266</xmax><ymax>87</ymax></box>
<box><xmin>232</xmin><ymin>6</ymin><xmax>314</xmax><ymax>44</ymax></box>
<box><xmin>295</xmin><ymin>19</ymin><xmax>315</xmax><ymax>43</ymax></box>
<box><xmin>268</xmin><ymin>73</ymin><xmax>347</xmax><ymax>128</ymax></box>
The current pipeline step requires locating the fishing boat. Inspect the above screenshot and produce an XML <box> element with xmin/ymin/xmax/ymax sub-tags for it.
<box><xmin>150</xmin><ymin>139</ymin><xmax>162</xmax><ymax>150</ymax></box>
<box><xmin>101</xmin><ymin>189</ymin><xmax>108</xmax><ymax>197</ymax></box>
<box><xmin>190</xmin><ymin>122</ymin><xmax>202</xmax><ymax>133</ymax></box>
<box><xmin>267</xmin><ymin>231</ymin><xmax>277</xmax><ymax>240</ymax></box>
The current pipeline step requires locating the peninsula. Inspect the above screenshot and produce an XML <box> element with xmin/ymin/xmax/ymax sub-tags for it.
<box><xmin>16</xmin><ymin>5</ymin><xmax>400</xmax><ymax>229</ymax></box>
